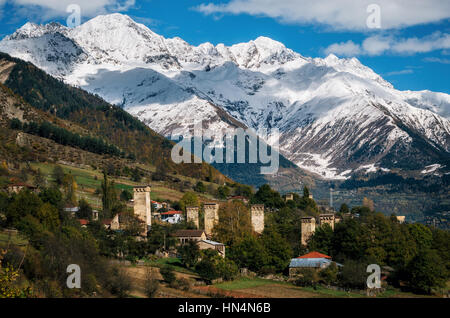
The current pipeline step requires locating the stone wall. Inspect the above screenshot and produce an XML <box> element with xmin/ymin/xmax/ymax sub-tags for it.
<box><xmin>301</xmin><ymin>217</ymin><xmax>316</xmax><ymax>246</ymax></box>
<box><xmin>251</xmin><ymin>204</ymin><xmax>264</xmax><ymax>234</ymax></box>
<box><xmin>186</xmin><ymin>206</ymin><xmax>199</xmax><ymax>229</ymax></box>
<box><xmin>204</xmin><ymin>203</ymin><xmax>219</xmax><ymax>236</ymax></box>
<box><xmin>133</xmin><ymin>186</ymin><xmax>151</xmax><ymax>236</ymax></box>
<box><xmin>285</xmin><ymin>193</ymin><xmax>294</xmax><ymax>201</ymax></box>
<box><xmin>319</xmin><ymin>213</ymin><xmax>335</xmax><ymax>230</ymax></box>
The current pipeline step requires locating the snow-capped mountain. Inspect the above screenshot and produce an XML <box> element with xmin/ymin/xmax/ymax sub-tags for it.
<box><xmin>1</xmin><ymin>13</ymin><xmax>449</xmax><ymax>180</ymax></box>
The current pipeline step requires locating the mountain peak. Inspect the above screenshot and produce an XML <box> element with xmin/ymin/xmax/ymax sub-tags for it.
<box><xmin>324</xmin><ymin>53</ymin><xmax>339</xmax><ymax>63</ymax></box>
<box><xmin>87</xmin><ymin>13</ymin><xmax>134</xmax><ymax>24</ymax></box>
<box><xmin>67</xmin><ymin>13</ymin><xmax>167</xmax><ymax>64</ymax></box>
<box><xmin>253</xmin><ymin>36</ymin><xmax>286</xmax><ymax>49</ymax></box>
<box><xmin>8</xmin><ymin>21</ymin><xmax>67</xmax><ymax>40</ymax></box>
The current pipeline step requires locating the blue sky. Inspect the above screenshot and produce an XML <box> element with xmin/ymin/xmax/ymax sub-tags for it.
<box><xmin>0</xmin><ymin>0</ymin><xmax>449</xmax><ymax>93</ymax></box>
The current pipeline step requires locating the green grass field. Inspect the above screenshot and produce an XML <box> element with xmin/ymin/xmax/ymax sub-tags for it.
<box><xmin>144</xmin><ymin>257</ymin><xmax>196</xmax><ymax>275</ymax></box>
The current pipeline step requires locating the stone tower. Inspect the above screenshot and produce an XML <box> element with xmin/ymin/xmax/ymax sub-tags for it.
<box><xmin>301</xmin><ymin>217</ymin><xmax>316</xmax><ymax>246</ymax></box>
<box><xmin>133</xmin><ymin>186</ymin><xmax>151</xmax><ymax>236</ymax></box>
<box><xmin>319</xmin><ymin>213</ymin><xmax>335</xmax><ymax>230</ymax></box>
<box><xmin>285</xmin><ymin>193</ymin><xmax>294</xmax><ymax>202</ymax></box>
<box><xmin>204</xmin><ymin>203</ymin><xmax>219</xmax><ymax>237</ymax></box>
<box><xmin>186</xmin><ymin>206</ymin><xmax>199</xmax><ymax>229</ymax></box>
<box><xmin>251</xmin><ymin>204</ymin><xmax>265</xmax><ymax>234</ymax></box>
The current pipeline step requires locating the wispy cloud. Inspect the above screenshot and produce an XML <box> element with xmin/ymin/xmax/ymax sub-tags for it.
<box><xmin>195</xmin><ymin>0</ymin><xmax>450</xmax><ymax>31</ymax></box>
<box><xmin>423</xmin><ymin>57</ymin><xmax>450</xmax><ymax>64</ymax></box>
<box><xmin>2</xmin><ymin>0</ymin><xmax>135</xmax><ymax>21</ymax></box>
<box><xmin>324</xmin><ymin>40</ymin><xmax>361</xmax><ymax>57</ymax></box>
<box><xmin>384</xmin><ymin>69</ymin><xmax>414</xmax><ymax>76</ymax></box>
<box><xmin>325</xmin><ymin>32</ymin><xmax>450</xmax><ymax>57</ymax></box>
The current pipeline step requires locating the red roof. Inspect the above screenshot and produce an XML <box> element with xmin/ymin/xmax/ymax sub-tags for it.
<box><xmin>160</xmin><ymin>210</ymin><xmax>182</xmax><ymax>215</ymax></box>
<box><xmin>78</xmin><ymin>219</ymin><xmax>89</xmax><ymax>225</ymax></box>
<box><xmin>297</xmin><ymin>251</ymin><xmax>331</xmax><ymax>259</ymax></box>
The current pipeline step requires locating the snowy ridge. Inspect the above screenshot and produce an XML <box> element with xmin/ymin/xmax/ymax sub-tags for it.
<box><xmin>1</xmin><ymin>13</ymin><xmax>449</xmax><ymax>180</ymax></box>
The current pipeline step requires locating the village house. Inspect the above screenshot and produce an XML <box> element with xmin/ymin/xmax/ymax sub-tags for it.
<box><xmin>172</xmin><ymin>229</ymin><xmax>207</xmax><ymax>244</ymax></box>
<box><xmin>160</xmin><ymin>210</ymin><xmax>183</xmax><ymax>224</ymax></box>
<box><xmin>172</xmin><ymin>230</ymin><xmax>226</xmax><ymax>258</ymax></box>
<box><xmin>198</xmin><ymin>239</ymin><xmax>226</xmax><ymax>258</ymax></box>
<box><xmin>151</xmin><ymin>200</ymin><xmax>163</xmax><ymax>211</ymax></box>
<box><xmin>78</xmin><ymin>219</ymin><xmax>89</xmax><ymax>228</ymax></box>
<box><xmin>289</xmin><ymin>251</ymin><xmax>342</xmax><ymax>278</ymax></box>
<box><xmin>7</xmin><ymin>183</ymin><xmax>38</xmax><ymax>194</ymax></box>
<box><xmin>64</xmin><ymin>206</ymin><xmax>79</xmax><ymax>218</ymax></box>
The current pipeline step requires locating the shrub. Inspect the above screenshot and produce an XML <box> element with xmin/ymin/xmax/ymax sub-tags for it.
<box><xmin>338</xmin><ymin>260</ymin><xmax>367</xmax><ymax>290</ymax></box>
<box><xmin>170</xmin><ymin>277</ymin><xmax>191</xmax><ymax>291</ymax></box>
<box><xmin>144</xmin><ymin>268</ymin><xmax>159</xmax><ymax>298</ymax></box>
<box><xmin>319</xmin><ymin>263</ymin><xmax>339</xmax><ymax>285</ymax></box>
<box><xmin>294</xmin><ymin>268</ymin><xmax>319</xmax><ymax>287</ymax></box>
<box><xmin>196</xmin><ymin>251</ymin><xmax>238</xmax><ymax>283</ymax></box>
<box><xmin>194</xmin><ymin>181</ymin><xmax>206</xmax><ymax>193</ymax></box>
<box><xmin>106</xmin><ymin>266</ymin><xmax>131</xmax><ymax>298</ymax></box>
<box><xmin>178</xmin><ymin>240</ymin><xmax>200</xmax><ymax>268</ymax></box>
<box><xmin>217</xmin><ymin>258</ymin><xmax>239</xmax><ymax>281</ymax></box>
<box><xmin>196</xmin><ymin>257</ymin><xmax>218</xmax><ymax>284</ymax></box>
<box><xmin>120</xmin><ymin>190</ymin><xmax>133</xmax><ymax>202</ymax></box>
<box><xmin>405</xmin><ymin>249</ymin><xmax>447</xmax><ymax>294</ymax></box>
<box><xmin>160</xmin><ymin>266</ymin><xmax>176</xmax><ymax>284</ymax></box>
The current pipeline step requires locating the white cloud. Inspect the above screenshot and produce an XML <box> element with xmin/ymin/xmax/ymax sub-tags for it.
<box><xmin>5</xmin><ymin>0</ymin><xmax>135</xmax><ymax>19</ymax></box>
<box><xmin>325</xmin><ymin>32</ymin><xmax>450</xmax><ymax>57</ymax></box>
<box><xmin>384</xmin><ymin>69</ymin><xmax>414</xmax><ymax>76</ymax></box>
<box><xmin>362</xmin><ymin>35</ymin><xmax>392</xmax><ymax>55</ymax></box>
<box><xmin>324</xmin><ymin>40</ymin><xmax>361</xmax><ymax>57</ymax></box>
<box><xmin>195</xmin><ymin>0</ymin><xmax>450</xmax><ymax>31</ymax></box>
<box><xmin>423</xmin><ymin>57</ymin><xmax>450</xmax><ymax>64</ymax></box>
<box><xmin>392</xmin><ymin>33</ymin><xmax>450</xmax><ymax>54</ymax></box>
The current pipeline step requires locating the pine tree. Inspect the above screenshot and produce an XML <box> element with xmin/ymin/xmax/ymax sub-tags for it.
<box><xmin>101</xmin><ymin>171</ymin><xmax>117</xmax><ymax>216</ymax></box>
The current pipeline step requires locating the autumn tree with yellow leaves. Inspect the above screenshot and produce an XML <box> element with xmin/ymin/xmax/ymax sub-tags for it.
<box><xmin>0</xmin><ymin>249</ymin><xmax>32</xmax><ymax>298</ymax></box>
